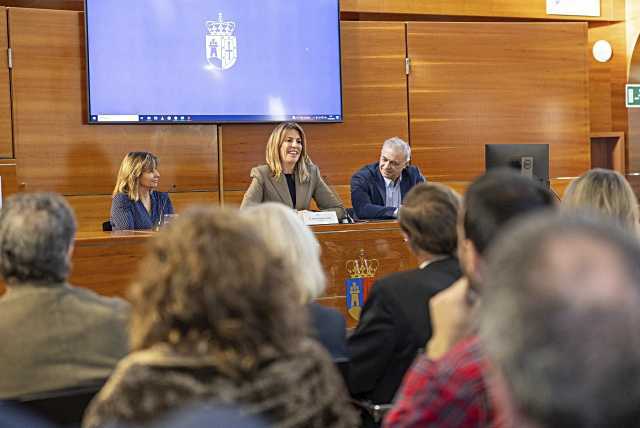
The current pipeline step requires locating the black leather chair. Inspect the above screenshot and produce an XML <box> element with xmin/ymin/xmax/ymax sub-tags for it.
<box><xmin>6</xmin><ymin>382</ymin><xmax>105</xmax><ymax>427</ymax></box>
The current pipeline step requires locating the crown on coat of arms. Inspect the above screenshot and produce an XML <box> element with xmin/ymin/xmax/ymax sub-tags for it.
<box><xmin>346</xmin><ymin>249</ymin><xmax>379</xmax><ymax>278</ymax></box>
<box><xmin>207</xmin><ymin>13</ymin><xmax>235</xmax><ymax>36</ymax></box>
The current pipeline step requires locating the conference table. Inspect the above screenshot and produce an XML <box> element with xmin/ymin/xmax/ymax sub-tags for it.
<box><xmin>0</xmin><ymin>221</ymin><xmax>416</xmax><ymax>328</ymax></box>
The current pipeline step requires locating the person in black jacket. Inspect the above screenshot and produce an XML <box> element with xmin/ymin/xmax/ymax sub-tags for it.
<box><xmin>350</xmin><ymin>137</ymin><xmax>425</xmax><ymax>220</ymax></box>
<box><xmin>347</xmin><ymin>182</ymin><xmax>462</xmax><ymax>408</ymax></box>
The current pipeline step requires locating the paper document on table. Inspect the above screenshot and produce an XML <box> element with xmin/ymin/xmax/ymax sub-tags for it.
<box><xmin>298</xmin><ymin>210</ymin><xmax>338</xmax><ymax>226</ymax></box>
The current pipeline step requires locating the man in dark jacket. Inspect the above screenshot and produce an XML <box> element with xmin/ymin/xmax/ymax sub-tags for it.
<box><xmin>348</xmin><ymin>183</ymin><xmax>462</xmax><ymax>413</ymax></box>
<box><xmin>350</xmin><ymin>137</ymin><xmax>425</xmax><ymax>220</ymax></box>
<box><xmin>0</xmin><ymin>193</ymin><xmax>130</xmax><ymax>399</ymax></box>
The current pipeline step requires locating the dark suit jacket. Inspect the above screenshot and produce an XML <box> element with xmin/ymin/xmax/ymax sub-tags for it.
<box><xmin>347</xmin><ymin>257</ymin><xmax>461</xmax><ymax>404</ymax></box>
<box><xmin>350</xmin><ymin>162</ymin><xmax>425</xmax><ymax>220</ymax></box>
<box><xmin>307</xmin><ymin>303</ymin><xmax>348</xmax><ymax>360</ymax></box>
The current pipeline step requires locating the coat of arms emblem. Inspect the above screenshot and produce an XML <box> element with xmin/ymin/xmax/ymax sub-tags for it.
<box><xmin>206</xmin><ymin>13</ymin><xmax>237</xmax><ymax>71</ymax></box>
<box><xmin>344</xmin><ymin>249</ymin><xmax>379</xmax><ymax>321</ymax></box>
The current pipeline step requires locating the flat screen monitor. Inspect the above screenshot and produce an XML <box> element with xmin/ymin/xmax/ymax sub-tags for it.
<box><xmin>84</xmin><ymin>0</ymin><xmax>343</xmax><ymax>124</ymax></box>
<box><xmin>485</xmin><ymin>144</ymin><xmax>550</xmax><ymax>187</ymax></box>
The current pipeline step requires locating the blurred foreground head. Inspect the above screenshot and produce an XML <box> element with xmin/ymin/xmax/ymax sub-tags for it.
<box><xmin>129</xmin><ymin>206</ymin><xmax>305</xmax><ymax>370</ymax></box>
<box><xmin>459</xmin><ymin>169</ymin><xmax>554</xmax><ymax>294</ymax></box>
<box><xmin>398</xmin><ymin>182</ymin><xmax>460</xmax><ymax>257</ymax></box>
<box><xmin>242</xmin><ymin>202</ymin><xmax>325</xmax><ymax>303</ymax></box>
<box><xmin>0</xmin><ymin>192</ymin><xmax>76</xmax><ymax>285</ymax></box>
<box><xmin>482</xmin><ymin>212</ymin><xmax>640</xmax><ymax>428</ymax></box>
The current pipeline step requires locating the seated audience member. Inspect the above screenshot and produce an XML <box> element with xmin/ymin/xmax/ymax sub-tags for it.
<box><xmin>348</xmin><ymin>183</ymin><xmax>462</xmax><ymax>410</ymax></box>
<box><xmin>384</xmin><ymin>169</ymin><xmax>554</xmax><ymax>428</ymax></box>
<box><xmin>562</xmin><ymin>168</ymin><xmax>639</xmax><ymax>233</ymax></box>
<box><xmin>0</xmin><ymin>193</ymin><xmax>130</xmax><ymax>399</ymax></box>
<box><xmin>243</xmin><ymin>203</ymin><xmax>348</xmax><ymax>359</ymax></box>
<box><xmin>110</xmin><ymin>151</ymin><xmax>174</xmax><ymax>230</ymax></box>
<box><xmin>350</xmin><ymin>137</ymin><xmax>425</xmax><ymax>220</ymax></box>
<box><xmin>481</xmin><ymin>213</ymin><xmax>640</xmax><ymax>428</ymax></box>
<box><xmin>241</xmin><ymin>122</ymin><xmax>345</xmax><ymax>219</ymax></box>
<box><xmin>83</xmin><ymin>207</ymin><xmax>358</xmax><ymax>428</ymax></box>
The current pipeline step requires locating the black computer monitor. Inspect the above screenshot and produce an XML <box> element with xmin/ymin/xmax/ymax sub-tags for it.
<box><xmin>485</xmin><ymin>144</ymin><xmax>550</xmax><ymax>188</ymax></box>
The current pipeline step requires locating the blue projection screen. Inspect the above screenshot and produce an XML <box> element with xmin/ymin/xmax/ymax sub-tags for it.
<box><xmin>85</xmin><ymin>0</ymin><xmax>343</xmax><ymax>124</ymax></box>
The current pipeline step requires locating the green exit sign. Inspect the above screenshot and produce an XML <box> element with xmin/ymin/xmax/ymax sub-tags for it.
<box><xmin>627</xmin><ymin>84</ymin><xmax>640</xmax><ymax>108</ymax></box>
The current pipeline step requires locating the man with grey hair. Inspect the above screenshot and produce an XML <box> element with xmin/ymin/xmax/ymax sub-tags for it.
<box><xmin>351</xmin><ymin>137</ymin><xmax>425</xmax><ymax>220</ymax></box>
<box><xmin>0</xmin><ymin>193</ymin><xmax>130</xmax><ymax>399</ymax></box>
<box><xmin>481</xmin><ymin>213</ymin><xmax>640</xmax><ymax>428</ymax></box>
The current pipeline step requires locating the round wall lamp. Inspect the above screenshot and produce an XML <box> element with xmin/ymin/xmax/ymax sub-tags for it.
<box><xmin>592</xmin><ymin>40</ymin><xmax>613</xmax><ymax>63</ymax></box>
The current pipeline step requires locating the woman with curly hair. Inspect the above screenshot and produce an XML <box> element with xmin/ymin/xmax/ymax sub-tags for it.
<box><xmin>83</xmin><ymin>207</ymin><xmax>358</xmax><ymax>428</ymax></box>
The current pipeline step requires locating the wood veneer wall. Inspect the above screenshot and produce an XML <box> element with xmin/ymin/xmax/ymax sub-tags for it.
<box><xmin>0</xmin><ymin>6</ymin><xmax>602</xmax><ymax>228</ymax></box>
<box><xmin>221</xmin><ymin>21</ymin><xmax>409</xmax><ymax>206</ymax></box>
<box><xmin>589</xmin><ymin>22</ymin><xmax>628</xmax><ymax>134</ymax></box>
<box><xmin>0</xmin><ymin>0</ymin><xmax>626</xmax><ymax>21</ymax></box>
<box><xmin>628</xmin><ymin>0</ymin><xmax>640</xmax><ymax>180</ymax></box>
<box><xmin>6</xmin><ymin>8</ymin><xmax>219</xmax><ymax>228</ymax></box>
<box><xmin>0</xmin><ymin>9</ymin><xmax>10</xmax><ymax>159</ymax></box>
<box><xmin>407</xmin><ymin>22</ymin><xmax>590</xmax><ymax>181</ymax></box>
<box><xmin>341</xmin><ymin>0</ymin><xmax>625</xmax><ymax>21</ymax></box>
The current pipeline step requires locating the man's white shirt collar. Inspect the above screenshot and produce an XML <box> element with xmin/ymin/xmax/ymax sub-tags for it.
<box><xmin>383</xmin><ymin>175</ymin><xmax>402</xmax><ymax>187</ymax></box>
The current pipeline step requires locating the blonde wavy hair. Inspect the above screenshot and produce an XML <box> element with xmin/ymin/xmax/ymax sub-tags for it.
<box><xmin>112</xmin><ymin>152</ymin><xmax>159</xmax><ymax>201</ymax></box>
<box><xmin>562</xmin><ymin>168</ymin><xmax>639</xmax><ymax>233</ymax></box>
<box><xmin>265</xmin><ymin>122</ymin><xmax>311</xmax><ymax>183</ymax></box>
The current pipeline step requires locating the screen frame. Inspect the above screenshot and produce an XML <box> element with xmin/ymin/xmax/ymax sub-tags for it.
<box><xmin>83</xmin><ymin>0</ymin><xmax>344</xmax><ymax>125</ymax></box>
<box><xmin>485</xmin><ymin>144</ymin><xmax>550</xmax><ymax>187</ymax></box>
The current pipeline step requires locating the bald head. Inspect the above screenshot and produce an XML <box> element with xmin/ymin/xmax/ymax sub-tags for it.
<box><xmin>481</xmin><ymin>213</ymin><xmax>640</xmax><ymax>428</ymax></box>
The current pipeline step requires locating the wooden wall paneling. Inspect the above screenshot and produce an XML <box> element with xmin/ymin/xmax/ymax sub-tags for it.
<box><xmin>0</xmin><ymin>8</ymin><xmax>12</xmax><ymax>158</ymax></box>
<box><xmin>221</xmin><ymin>21</ymin><xmax>408</xmax><ymax>202</ymax></box>
<box><xmin>0</xmin><ymin>1</ymin><xmax>83</xmax><ymax>10</ymax></box>
<box><xmin>9</xmin><ymin>8</ymin><xmax>219</xmax><ymax>195</ymax></box>
<box><xmin>340</xmin><ymin>0</ymin><xmax>623</xmax><ymax>21</ymax></box>
<box><xmin>407</xmin><ymin>22</ymin><xmax>590</xmax><ymax>182</ymax></box>
<box><xmin>0</xmin><ymin>1</ymin><xmax>626</xmax><ymax>20</ymax></box>
<box><xmin>628</xmin><ymin>0</ymin><xmax>640</xmax><ymax>174</ymax></box>
<box><xmin>0</xmin><ymin>159</ymin><xmax>16</xmax><ymax>201</ymax></box>
<box><xmin>66</xmin><ymin>191</ymin><xmax>219</xmax><ymax>232</ymax></box>
<box><xmin>590</xmin><ymin>132</ymin><xmax>625</xmax><ymax>173</ymax></box>
<box><xmin>627</xmin><ymin>0</ymin><xmax>640</xmax><ymax>71</ymax></box>
<box><xmin>588</xmin><ymin>22</ymin><xmax>628</xmax><ymax>135</ymax></box>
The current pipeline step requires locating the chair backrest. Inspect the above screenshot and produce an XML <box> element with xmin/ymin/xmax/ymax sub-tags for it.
<box><xmin>7</xmin><ymin>382</ymin><xmax>104</xmax><ymax>427</ymax></box>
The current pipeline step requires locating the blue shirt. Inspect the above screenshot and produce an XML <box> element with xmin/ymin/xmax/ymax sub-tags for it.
<box><xmin>110</xmin><ymin>192</ymin><xmax>174</xmax><ymax>230</ymax></box>
<box><xmin>383</xmin><ymin>175</ymin><xmax>402</xmax><ymax>210</ymax></box>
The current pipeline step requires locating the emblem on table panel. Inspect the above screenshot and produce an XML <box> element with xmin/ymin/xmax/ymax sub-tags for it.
<box><xmin>344</xmin><ymin>249</ymin><xmax>379</xmax><ymax>321</ymax></box>
<box><xmin>206</xmin><ymin>13</ymin><xmax>237</xmax><ymax>71</ymax></box>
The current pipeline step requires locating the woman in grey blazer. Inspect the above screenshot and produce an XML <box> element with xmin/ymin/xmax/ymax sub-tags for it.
<box><xmin>240</xmin><ymin>122</ymin><xmax>345</xmax><ymax>219</ymax></box>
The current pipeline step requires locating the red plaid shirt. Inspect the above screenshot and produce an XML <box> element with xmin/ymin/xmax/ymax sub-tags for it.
<box><xmin>383</xmin><ymin>336</ymin><xmax>496</xmax><ymax>428</ymax></box>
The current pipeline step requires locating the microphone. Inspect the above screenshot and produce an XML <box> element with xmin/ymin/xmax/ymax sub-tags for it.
<box><xmin>155</xmin><ymin>193</ymin><xmax>168</xmax><ymax>231</ymax></box>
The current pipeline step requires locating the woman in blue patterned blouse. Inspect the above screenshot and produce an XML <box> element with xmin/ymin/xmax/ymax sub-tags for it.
<box><xmin>110</xmin><ymin>152</ymin><xmax>174</xmax><ymax>230</ymax></box>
